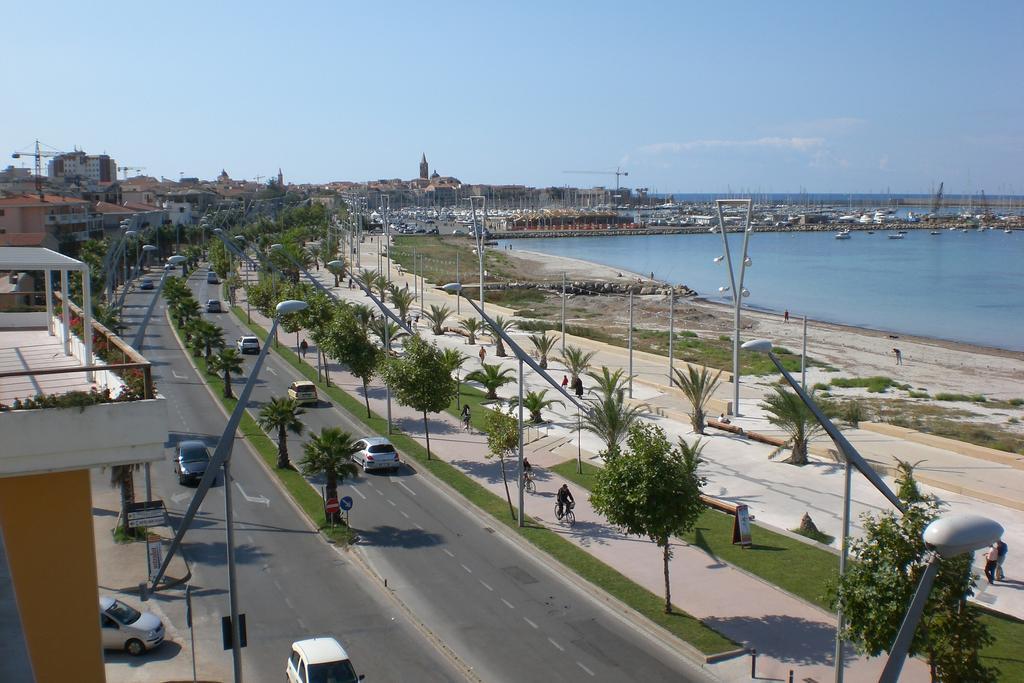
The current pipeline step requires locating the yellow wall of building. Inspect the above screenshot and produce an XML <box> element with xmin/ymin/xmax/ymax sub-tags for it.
<box><xmin>0</xmin><ymin>469</ymin><xmax>105</xmax><ymax>683</ymax></box>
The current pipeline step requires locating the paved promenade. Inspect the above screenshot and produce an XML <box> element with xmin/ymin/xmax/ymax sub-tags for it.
<box><xmin>231</xmin><ymin>237</ymin><xmax>1022</xmax><ymax>680</ymax></box>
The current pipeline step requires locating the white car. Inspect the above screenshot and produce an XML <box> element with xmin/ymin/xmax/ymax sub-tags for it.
<box><xmin>351</xmin><ymin>437</ymin><xmax>400</xmax><ymax>473</ymax></box>
<box><xmin>236</xmin><ymin>335</ymin><xmax>260</xmax><ymax>354</ymax></box>
<box><xmin>100</xmin><ymin>596</ymin><xmax>164</xmax><ymax>655</ymax></box>
<box><xmin>287</xmin><ymin>637</ymin><xmax>362</xmax><ymax>683</ymax></box>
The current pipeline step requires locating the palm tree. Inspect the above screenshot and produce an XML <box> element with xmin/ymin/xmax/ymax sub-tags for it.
<box><xmin>459</xmin><ymin>317</ymin><xmax>481</xmax><ymax>345</ymax></box>
<box><xmin>172</xmin><ymin>298</ymin><xmax>202</xmax><ymax>328</ymax></box>
<box><xmin>109</xmin><ymin>463</ymin><xmax>140</xmax><ymax>536</ymax></box>
<box><xmin>528</xmin><ymin>332</ymin><xmax>557</xmax><ymax>369</ymax></box>
<box><xmin>388</xmin><ymin>286</ymin><xmax>415</xmax><ymax>321</ymax></box>
<box><xmin>298</xmin><ymin>427</ymin><xmax>360</xmax><ymax>504</ymax></box>
<box><xmin>581</xmin><ymin>392</ymin><xmax>644</xmax><ymax>459</ymax></box>
<box><xmin>207</xmin><ymin>348</ymin><xmax>244</xmax><ymax>398</ymax></box>
<box><xmin>759</xmin><ymin>386</ymin><xmax>827</xmax><ymax>465</ymax></box>
<box><xmin>193</xmin><ymin>320</ymin><xmax>225</xmax><ymax>361</ymax></box>
<box><xmin>488</xmin><ymin>315</ymin><xmax>515</xmax><ymax>357</ymax></box>
<box><xmin>509</xmin><ymin>389</ymin><xmax>564</xmax><ymax>423</ymax></box>
<box><xmin>350</xmin><ymin>303</ymin><xmax>375</xmax><ymax>331</ymax></box>
<box><xmin>440</xmin><ymin>347</ymin><xmax>469</xmax><ymax>409</ymax></box>
<box><xmin>587</xmin><ymin>366</ymin><xmax>630</xmax><ymax>401</ymax></box>
<box><xmin>465</xmin><ymin>362</ymin><xmax>516</xmax><ymax>400</ymax></box>
<box><xmin>258</xmin><ymin>397</ymin><xmax>306</xmax><ymax>469</ymax></box>
<box><xmin>559</xmin><ymin>344</ymin><xmax>597</xmax><ymax>383</ymax></box>
<box><xmin>423</xmin><ymin>304</ymin><xmax>453</xmax><ymax>335</ymax></box>
<box><xmin>368</xmin><ymin>318</ymin><xmax>408</xmax><ymax>351</ymax></box>
<box><xmin>356</xmin><ymin>268</ymin><xmax>381</xmax><ymax>296</ymax></box>
<box><xmin>672</xmin><ymin>365</ymin><xmax>722</xmax><ymax>435</ymax></box>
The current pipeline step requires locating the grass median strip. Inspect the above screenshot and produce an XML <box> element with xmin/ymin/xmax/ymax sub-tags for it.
<box><xmin>230</xmin><ymin>307</ymin><xmax>737</xmax><ymax>656</ymax></box>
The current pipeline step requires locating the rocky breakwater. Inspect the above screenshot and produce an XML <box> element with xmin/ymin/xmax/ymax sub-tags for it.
<box><xmin>487</xmin><ymin>280</ymin><xmax>696</xmax><ymax>298</ymax></box>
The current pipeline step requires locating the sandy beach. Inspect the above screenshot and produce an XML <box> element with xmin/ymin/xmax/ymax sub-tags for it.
<box><xmin>505</xmin><ymin>247</ymin><xmax>1024</xmax><ymax>406</ymax></box>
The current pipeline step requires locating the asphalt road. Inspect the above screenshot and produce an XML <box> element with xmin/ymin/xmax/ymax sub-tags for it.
<box><xmin>174</xmin><ymin>269</ymin><xmax>714</xmax><ymax>683</ymax></box>
<box><xmin>118</xmin><ymin>279</ymin><xmax>463</xmax><ymax>682</ymax></box>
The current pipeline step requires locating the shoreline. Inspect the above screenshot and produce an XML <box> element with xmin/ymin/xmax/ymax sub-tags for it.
<box><xmin>504</xmin><ymin>247</ymin><xmax>1024</xmax><ymax>400</ymax></box>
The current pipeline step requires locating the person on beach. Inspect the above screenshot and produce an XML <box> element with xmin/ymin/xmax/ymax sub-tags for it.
<box><xmin>893</xmin><ymin>348</ymin><xmax>903</xmax><ymax>365</ymax></box>
<box><xmin>479</xmin><ymin>346</ymin><xmax>486</xmax><ymax>363</ymax></box>
<box><xmin>996</xmin><ymin>538</ymin><xmax>1008</xmax><ymax>580</ymax></box>
<box><xmin>784</xmin><ymin>310</ymin><xmax>790</xmax><ymax>323</ymax></box>
<box><xmin>561</xmin><ymin>374</ymin><xmax>569</xmax><ymax>389</ymax></box>
<box><xmin>985</xmin><ymin>542</ymin><xmax>1000</xmax><ymax>583</ymax></box>
<box><xmin>299</xmin><ymin>339</ymin><xmax>308</xmax><ymax>359</ymax></box>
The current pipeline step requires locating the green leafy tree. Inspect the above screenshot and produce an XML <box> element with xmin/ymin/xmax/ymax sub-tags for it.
<box><xmin>321</xmin><ymin>307</ymin><xmax>381</xmax><ymax>416</ymax></box>
<box><xmin>258</xmin><ymin>397</ymin><xmax>306</xmax><ymax>469</ymax></box>
<box><xmin>484</xmin><ymin>407</ymin><xmax>519</xmax><ymax>519</ymax></box>
<box><xmin>488</xmin><ymin>315</ymin><xmax>515</xmax><ymax>357</ymax></box>
<box><xmin>368</xmin><ymin>318</ymin><xmax>408</xmax><ymax>351</ymax></box>
<box><xmin>759</xmin><ymin>386</ymin><xmax>827</xmax><ymax>465</ymax></box>
<box><xmin>672</xmin><ymin>365</ymin><xmax>722</xmax><ymax>435</ymax></box>
<box><xmin>423</xmin><ymin>304</ymin><xmax>454</xmax><ymax>335</ymax></box>
<box><xmin>379</xmin><ymin>335</ymin><xmax>457</xmax><ymax>459</ymax></box>
<box><xmin>509</xmin><ymin>389</ymin><xmax>564</xmax><ymax>423</ymax></box>
<box><xmin>207</xmin><ymin>348</ymin><xmax>244</xmax><ymax>398</ymax></box>
<box><xmin>833</xmin><ymin>462</ymin><xmax>996</xmax><ymax>682</ymax></box>
<box><xmin>458</xmin><ymin>317</ymin><xmax>481</xmax><ymax>345</ymax></box>
<box><xmin>299</xmin><ymin>428</ymin><xmax>360</xmax><ymax>509</ymax></box>
<box><xmin>528</xmin><ymin>332</ymin><xmax>557</xmax><ymax>369</ymax></box>
<box><xmin>590</xmin><ymin>423</ymin><xmax>707</xmax><ymax>613</ymax></box>
<box><xmin>581</xmin><ymin>390</ymin><xmax>644</xmax><ymax>459</ymax></box>
<box><xmin>465</xmin><ymin>362</ymin><xmax>516</xmax><ymax>400</ymax></box>
<box><xmin>559</xmin><ymin>344</ymin><xmax>596</xmax><ymax>383</ymax></box>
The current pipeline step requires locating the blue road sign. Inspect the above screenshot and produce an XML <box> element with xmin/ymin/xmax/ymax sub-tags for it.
<box><xmin>339</xmin><ymin>496</ymin><xmax>354</xmax><ymax>511</ymax></box>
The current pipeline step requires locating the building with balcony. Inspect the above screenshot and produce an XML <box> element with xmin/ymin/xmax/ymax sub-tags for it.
<box><xmin>0</xmin><ymin>193</ymin><xmax>104</xmax><ymax>248</ymax></box>
<box><xmin>0</xmin><ymin>247</ymin><xmax>167</xmax><ymax>683</ymax></box>
<box><xmin>48</xmin><ymin>151</ymin><xmax>118</xmax><ymax>187</ymax></box>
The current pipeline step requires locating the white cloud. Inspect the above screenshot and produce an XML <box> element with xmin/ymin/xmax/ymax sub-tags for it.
<box><xmin>639</xmin><ymin>137</ymin><xmax>825</xmax><ymax>155</ymax></box>
<box><xmin>879</xmin><ymin>155</ymin><xmax>890</xmax><ymax>170</ymax></box>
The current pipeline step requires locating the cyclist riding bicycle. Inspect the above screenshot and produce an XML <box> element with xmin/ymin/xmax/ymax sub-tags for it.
<box><xmin>556</xmin><ymin>483</ymin><xmax>574</xmax><ymax>518</ymax></box>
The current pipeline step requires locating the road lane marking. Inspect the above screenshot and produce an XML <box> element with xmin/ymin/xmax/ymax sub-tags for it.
<box><xmin>351</xmin><ymin>487</ymin><xmax>367</xmax><ymax>500</ymax></box>
<box><xmin>387</xmin><ymin>499</ymin><xmax>396</xmax><ymax>507</ymax></box>
<box><xmin>501</xmin><ymin>598</ymin><xmax>515</xmax><ymax>609</ymax></box>
<box><xmin>577</xmin><ymin>662</ymin><xmax>595</xmax><ymax>676</ymax></box>
<box><xmin>396</xmin><ymin>481</ymin><xmax>417</xmax><ymax>496</ymax></box>
<box><xmin>414</xmin><ymin>523</ymin><xmax>424</xmax><ymax>530</ymax></box>
<box><xmin>399</xmin><ymin>510</ymin><xmax>410</xmax><ymax>519</ymax></box>
<box><xmin>266</xmin><ymin>367</ymin><xmax>277</xmax><ymax>375</ymax></box>
<box><xmin>479</xmin><ymin>580</ymin><xmax>493</xmax><ymax>592</ymax></box>
<box><xmin>284</xmin><ymin>597</ymin><xmax>294</xmax><ymax>609</ymax></box>
<box><xmin>443</xmin><ymin>549</ymin><xmax>455</xmax><ymax>558</ymax></box>
<box><xmin>548</xmin><ymin>637</ymin><xmax>564</xmax><ymax>651</ymax></box>
<box><xmin>523</xmin><ymin>617</ymin><xmax>538</xmax><ymax>629</ymax></box>
<box><xmin>377</xmin><ymin>489</ymin><xmax>384</xmax><ymax>496</ymax></box>
<box><xmin>171</xmin><ymin>492</ymin><xmax>191</xmax><ymax>504</ymax></box>
<box><xmin>461</xmin><ymin>564</ymin><xmax>472</xmax><ymax>574</ymax></box>
<box><xmin>296</xmin><ymin>618</ymin><xmax>307</xmax><ymax>630</ymax></box>
<box><xmin>172</xmin><ymin>370</ymin><xmax>188</xmax><ymax>379</ymax></box>
<box><xmin>366</xmin><ymin>481</ymin><xmax>375</xmax><ymax>488</ymax></box>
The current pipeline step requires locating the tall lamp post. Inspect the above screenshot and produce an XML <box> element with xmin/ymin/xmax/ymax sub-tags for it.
<box><xmin>713</xmin><ymin>199</ymin><xmax>753</xmax><ymax>416</ymax></box>
<box><xmin>468</xmin><ymin>195</ymin><xmax>486</xmax><ymax>314</ymax></box>
<box><xmin>740</xmin><ymin>338</ymin><xmax>1002</xmax><ymax>683</ymax></box>
<box><xmin>150</xmin><ymin>299</ymin><xmax>308</xmax><ymax>683</ymax></box>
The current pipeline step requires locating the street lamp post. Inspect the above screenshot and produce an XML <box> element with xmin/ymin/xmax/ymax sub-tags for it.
<box><xmin>468</xmin><ymin>195</ymin><xmax>486</xmax><ymax>314</ymax></box>
<box><xmin>713</xmin><ymin>199</ymin><xmax>753</xmax><ymax>416</ymax></box>
<box><xmin>150</xmin><ymin>300</ymin><xmax>308</xmax><ymax>683</ymax></box>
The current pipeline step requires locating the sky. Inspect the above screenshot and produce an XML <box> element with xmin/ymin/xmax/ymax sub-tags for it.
<box><xmin>3</xmin><ymin>1</ymin><xmax>1022</xmax><ymax>195</ymax></box>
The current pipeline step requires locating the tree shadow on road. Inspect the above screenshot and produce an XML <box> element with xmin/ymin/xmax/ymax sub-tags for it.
<box><xmin>357</xmin><ymin>524</ymin><xmax>444</xmax><ymax>549</ymax></box>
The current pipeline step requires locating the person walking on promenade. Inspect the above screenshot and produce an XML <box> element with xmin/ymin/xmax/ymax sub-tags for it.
<box><xmin>478</xmin><ymin>346</ymin><xmax>486</xmax><ymax>364</ymax></box>
<box><xmin>299</xmin><ymin>339</ymin><xmax>309</xmax><ymax>359</ymax></box>
<box><xmin>461</xmin><ymin>404</ymin><xmax>472</xmax><ymax>432</ymax></box>
<box><xmin>996</xmin><ymin>538</ymin><xmax>1008</xmax><ymax>580</ymax></box>
<box><xmin>572</xmin><ymin>376</ymin><xmax>584</xmax><ymax>398</ymax></box>
<box><xmin>784</xmin><ymin>310</ymin><xmax>790</xmax><ymax>323</ymax></box>
<box><xmin>984</xmin><ymin>542</ymin><xmax>1000</xmax><ymax>583</ymax></box>
<box><xmin>561</xmin><ymin>374</ymin><xmax>569</xmax><ymax>389</ymax></box>
<box><xmin>893</xmin><ymin>347</ymin><xmax>903</xmax><ymax>365</ymax></box>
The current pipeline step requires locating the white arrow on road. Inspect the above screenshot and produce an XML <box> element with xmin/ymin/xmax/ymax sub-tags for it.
<box><xmin>172</xmin><ymin>370</ymin><xmax>188</xmax><ymax>380</ymax></box>
<box><xmin>265</xmin><ymin>366</ymin><xmax>277</xmax><ymax>376</ymax></box>
<box><xmin>234</xmin><ymin>482</ymin><xmax>270</xmax><ymax>506</ymax></box>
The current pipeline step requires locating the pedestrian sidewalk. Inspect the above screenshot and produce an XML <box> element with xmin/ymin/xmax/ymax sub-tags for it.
<box><xmin>238</xmin><ymin>279</ymin><xmax>933</xmax><ymax>681</ymax></box>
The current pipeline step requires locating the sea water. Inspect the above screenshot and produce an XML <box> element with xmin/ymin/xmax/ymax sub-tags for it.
<box><xmin>498</xmin><ymin>230</ymin><xmax>1024</xmax><ymax>351</ymax></box>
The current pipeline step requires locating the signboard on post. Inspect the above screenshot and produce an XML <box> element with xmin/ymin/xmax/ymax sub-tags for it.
<box><xmin>146</xmin><ymin>534</ymin><xmax>164</xmax><ymax>581</ymax></box>
<box><xmin>733</xmin><ymin>504</ymin><xmax>753</xmax><ymax>547</ymax></box>
<box><xmin>339</xmin><ymin>496</ymin><xmax>353</xmax><ymax>511</ymax></box>
<box><xmin>325</xmin><ymin>498</ymin><xmax>340</xmax><ymax>515</ymax></box>
<box><xmin>127</xmin><ymin>500</ymin><xmax>166</xmax><ymax>529</ymax></box>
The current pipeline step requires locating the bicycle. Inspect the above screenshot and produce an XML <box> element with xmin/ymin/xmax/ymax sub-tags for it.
<box><xmin>522</xmin><ymin>470</ymin><xmax>536</xmax><ymax>494</ymax></box>
<box><xmin>461</xmin><ymin>414</ymin><xmax>472</xmax><ymax>433</ymax></box>
<box><xmin>554</xmin><ymin>501</ymin><xmax>575</xmax><ymax>527</ymax></box>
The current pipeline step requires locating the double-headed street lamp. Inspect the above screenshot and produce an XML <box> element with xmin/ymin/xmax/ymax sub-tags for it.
<box><xmin>713</xmin><ymin>199</ymin><xmax>753</xmax><ymax>416</ymax></box>
<box><xmin>740</xmin><ymin>338</ymin><xmax>1001</xmax><ymax>683</ymax></box>
<box><xmin>152</xmin><ymin>299</ymin><xmax>308</xmax><ymax>683</ymax></box>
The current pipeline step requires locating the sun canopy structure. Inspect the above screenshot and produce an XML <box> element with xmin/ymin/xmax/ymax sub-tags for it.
<box><xmin>0</xmin><ymin>247</ymin><xmax>93</xmax><ymax>376</ymax></box>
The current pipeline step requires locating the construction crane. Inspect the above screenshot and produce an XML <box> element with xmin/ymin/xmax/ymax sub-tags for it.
<box><xmin>119</xmin><ymin>166</ymin><xmax>146</xmax><ymax>179</ymax></box>
<box><xmin>11</xmin><ymin>139</ymin><xmax>64</xmax><ymax>197</ymax></box>
<box><xmin>929</xmin><ymin>181</ymin><xmax>944</xmax><ymax>216</ymax></box>
<box><xmin>562</xmin><ymin>167</ymin><xmax>629</xmax><ymax>191</ymax></box>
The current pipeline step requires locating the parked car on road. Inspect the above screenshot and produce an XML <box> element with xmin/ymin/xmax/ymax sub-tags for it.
<box><xmin>351</xmin><ymin>436</ymin><xmax>400</xmax><ymax>473</ymax></box>
<box><xmin>286</xmin><ymin>637</ymin><xmax>362</xmax><ymax>683</ymax></box>
<box><xmin>206</xmin><ymin>299</ymin><xmax>222</xmax><ymax>313</ymax></box>
<box><xmin>140</xmin><ymin>278</ymin><xmax>155</xmax><ymax>290</ymax></box>
<box><xmin>100</xmin><ymin>596</ymin><xmax>164</xmax><ymax>656</ymax></box>
<box><xmin>236</xmin><ymin>336</ymin><xmax>260</xmax><ymax>354</ymax></box>
<box><xmin>287</xmin><ymin>380</ymin><xmax>318</xmax><ymax>405</ymax></box>
<box><xmin>174</xmin><ymin>440</ymin><xmax>211</xmax><ymax>485</ymax></box>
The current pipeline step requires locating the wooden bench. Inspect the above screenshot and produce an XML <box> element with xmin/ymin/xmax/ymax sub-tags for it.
<box><xmin>707</xmin><ymin>418</ymin><xmax>744</xmax><ymax>435</ymax></box>
<box><xmin>746</xmin><ymin>431</ymin><xmax>788</xmax><ymax>448</ymax></box>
